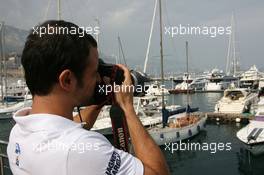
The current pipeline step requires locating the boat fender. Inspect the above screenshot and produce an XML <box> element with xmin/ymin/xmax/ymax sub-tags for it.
<box><xmin>160</xmin><ymin>133</ymin><xmax>164</xmax><ymax>139</ymax></box>
<box><xmin>235</xmin><ymin>118</ymin><xmax>241</xmax><ymax>123</ymax></box>
<box><xmin>188</xmin><ymin>129</ymin><xmax>192</xmax><ymax>136</ymax></box>
<box><xmin>197</xmin><ymin>125</ymin><xmax>201</xmax><ymax>132</ymax></box>
<box><xmin>176</xmin><ymin>132</ymin><xmax>180</xmax><ymax>138</ymax></box>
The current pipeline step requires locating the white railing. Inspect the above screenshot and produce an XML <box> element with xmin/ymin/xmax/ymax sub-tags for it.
<box><xmin>0</xmin><ymin>140</ymin><xmax>10</xmax><ymax>175</ymax></box>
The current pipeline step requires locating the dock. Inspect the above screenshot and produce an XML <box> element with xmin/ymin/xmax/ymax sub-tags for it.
<box><xmin>205</xmin><ymin>112</ymin><xmax>254</xmax><ymax>123</ymax></box>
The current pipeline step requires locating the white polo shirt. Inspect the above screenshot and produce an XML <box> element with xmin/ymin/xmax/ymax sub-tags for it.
<box><xmin>7</xmin><ymin>107</ymin><xmax>144</xmax><ymax>175</ymax></box>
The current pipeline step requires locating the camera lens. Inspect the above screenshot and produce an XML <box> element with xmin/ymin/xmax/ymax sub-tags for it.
<box><xmin>97</xmin><ymin>58</ymin><xmax>150</xmax><ymax>96</ymax></box>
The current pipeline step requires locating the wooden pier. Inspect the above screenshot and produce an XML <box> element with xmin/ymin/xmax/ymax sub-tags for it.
<box><xmin>205</xmin><ymin>112</ymin><xmax>254</xmax><ymax>123</ymax></box>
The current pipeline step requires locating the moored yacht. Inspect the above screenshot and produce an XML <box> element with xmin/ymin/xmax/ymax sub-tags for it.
<box><xmin>215</xmin><ymin>88</ymin><xmax>258</xmax><ymax>114</ymax></box>
<box><xmin>240</xmin><ymin>65</ymin><xmax>263</xmax><ymax>89</ymax></box>
<box><xmin>147</xmin><ymin>107</ymin><xmax>207</xmax><ymax>146</ymax></box>
<box><xmin>169</xmin><ymin>81</ymin><xmax>194</xmax><ymax>94</ymax></box>
<box><xmin>146</xmin><ymin>81</ymin><xmax>169</xmax><ymax>96</ymax></box>
<box><xmin>236</xmin><ymin>108</ymin><xmax>264</xmax><ymax>156</ymax></box>
<box><xmin>91</xmin><ymin>104</ymin><xmax>163</xmax><ymax>135</ymax></box>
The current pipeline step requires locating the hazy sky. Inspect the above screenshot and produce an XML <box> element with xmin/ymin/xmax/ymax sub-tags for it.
<box><xmin>0</xmin><ymin>0</ymin><xmax>263</xmax><ymax>74</ymax></box>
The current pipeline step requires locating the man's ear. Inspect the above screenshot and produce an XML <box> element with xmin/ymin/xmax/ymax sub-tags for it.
<box><xmin>58</xmin><ymin>69</ymin><xmax>77</xmax><ymax>91</ymax></box>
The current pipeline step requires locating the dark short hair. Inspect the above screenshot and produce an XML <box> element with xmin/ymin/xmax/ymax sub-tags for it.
<box><xmin>21</xmin><ymin>20</ymin><xmax>97</xmax><ymax>96</ymax></box>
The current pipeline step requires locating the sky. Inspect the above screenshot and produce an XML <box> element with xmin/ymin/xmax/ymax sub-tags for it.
<box><xmin>0</xmin><ymin>0</ymin><xmax>263</xmax><ymax>74</ymax></box>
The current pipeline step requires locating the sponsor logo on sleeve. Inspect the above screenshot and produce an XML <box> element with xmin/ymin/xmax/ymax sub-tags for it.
<box><xmin>105</xmin><ymin>151</ymin><xmax>121</xmax><ymax>175</ymax></box>
<box><xmin>15</xmin><ymin>143</ymin><xmax>21</xmax><ymax>166</ymax></box>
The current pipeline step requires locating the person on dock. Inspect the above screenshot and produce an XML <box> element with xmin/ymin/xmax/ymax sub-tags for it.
<box><xmin>7</xmin><ymin>20</ymin><xmax>169</xmax><ymax>175</ymax></box>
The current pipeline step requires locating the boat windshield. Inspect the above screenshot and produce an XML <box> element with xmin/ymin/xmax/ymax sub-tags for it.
<box><xmin>225</xmin><ymin>91</ymin><xmax>245</xmax><ymax>100</ymax></box>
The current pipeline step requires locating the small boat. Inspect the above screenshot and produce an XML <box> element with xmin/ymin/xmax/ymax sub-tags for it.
<box><xmin>147</xmin><ymin>106</ymin><xmax>206</xmax><ymax>145</ymax></box>
<box><xmin>91</xmin><ymin>105</ymin><xmax>163</xmax><ymax>135</ymax></box>
<box><xmin>215</xmin><ymin>88</ymin><xmax>258</xmax><ymax>114</ymax></box>
<box><xmin>3</xmin><ymin>95</ymin><xmax>25</xmax><ymax>102</ymax></box>
<box><xmin>236</xmin><ymin>110</ymin><xmax>264</xmax><ymax>156</ymax></box>
<box><xmin>146</xmin><ymin>81</ymin><xmax>169</xmax><ymax>96</ymax></box>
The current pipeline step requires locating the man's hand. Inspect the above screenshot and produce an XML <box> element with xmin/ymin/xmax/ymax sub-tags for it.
<box><xmin>114</xmin><ymin>64</ymin><xmax>134</xmax><ymax>112</ymax></box>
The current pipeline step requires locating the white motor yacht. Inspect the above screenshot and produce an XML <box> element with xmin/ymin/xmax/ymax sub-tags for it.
<box><xmin>215</xmin><ymin>88</ymin><xmax>258</xmax><ymax>114</ymax></box>
<box><xmin>237</xmin><ymin>108</ymin><xmax>264</xmax><ymax>156</ymax></box>
<box><xmin>240</xmin><ymin>65</ymin><xmax>263</xmax><ymax>89</ymax></box>
<box><xmin>91</xmin><ymin>105</ymin><xmax>163</xmax><ymax>135</ymax></box>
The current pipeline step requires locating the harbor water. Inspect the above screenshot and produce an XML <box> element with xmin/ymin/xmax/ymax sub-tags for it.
<box><xmin>1</xmin><ymin>93</ymin><xmax>264</xmax><ymax>175</ymax></box>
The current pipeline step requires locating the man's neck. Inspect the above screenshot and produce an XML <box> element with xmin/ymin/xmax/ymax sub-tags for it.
<box><xmin>31</xmin><ymin>95</ymin><xmax>74</xmax><ymax>120</ymax></box>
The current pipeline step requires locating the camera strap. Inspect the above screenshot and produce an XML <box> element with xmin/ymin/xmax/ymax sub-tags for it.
<box><xmin>109</xmin><ymin>66</ymin><xmax>130</xmax><ymax>152</ymax></box>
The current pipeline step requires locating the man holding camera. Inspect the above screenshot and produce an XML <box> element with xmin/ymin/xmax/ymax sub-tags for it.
<box><xmin>7</xmin><ymin>20</ymin><xmax>170</xmax><ymax>175</ymax></box>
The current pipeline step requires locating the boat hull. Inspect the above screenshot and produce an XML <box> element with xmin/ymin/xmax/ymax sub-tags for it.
<box><xmin>245</xmin><ymin>143</ymin><xmax>264</xmax><ymax>156</ymax></box>
<box><xmin>169</xmin><ymin>89</ymin><xmax>194</xmax><ymax>94</ymax></box>
<box><xmin>237</xmin><ymin>120</ymin><xmax>264</xmax><ymax>156</ymax></box>
<box><xmin>148</xmin><ymin>116</ymin><xmax>207</xmax><ymax>145</ymax></box>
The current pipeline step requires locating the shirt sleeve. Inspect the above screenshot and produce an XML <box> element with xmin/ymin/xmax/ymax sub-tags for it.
<box><xmin>67</xmin><ymin>131</ymin><xmax>144</xmax><ymax>175</ymax></box>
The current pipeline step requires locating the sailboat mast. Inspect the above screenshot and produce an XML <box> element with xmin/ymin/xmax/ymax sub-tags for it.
<box><xmin>57</xmin><ymin>0</ymin><xmax>62</xmax><ymax>20</ymax></box>
<box><xmin>136</xmin><ymin>0</ymin><xmax>158</xmax><ymax>114</ymax></box>
<box><xmin>186</xmin><ymin>41</ymin><xmax>190</xmax><ymax>108</ymax></box>
<box><xmin>232</xmin><ymin>14</ymin><xmax>236</xmax><ymax>76</ymax></box>
<box><xmin>118</xmin><ymin>36</ymin><xmax>127</xmax><ymax>66</ymax></box>
<box><xmin>143</xmin><ymin>0</ymin><xmax>158</xmax><ymax>73</ymax></box>
<box><xmin>94</xmin><ymin>18</ymin><xmax>100</xmax><ymax>50</ymax></box>
<box><xmin>0</xmin><ymin>22</ymin><xmax>4</xmax><ymax>102</ymax></box>
<box><xmin>186</xmin><ymin>41</ymin><xmax>189</xmax><ymax>76</ymax></box>
<box><xmin>159</xmin><ymin>0</ymin><xmax>165</xmax><ymax>109</ymax></box>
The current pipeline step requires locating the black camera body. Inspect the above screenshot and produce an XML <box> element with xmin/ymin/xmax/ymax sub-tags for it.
<box><xmin>90</xmin><ymin>59</ymin><xmax>150</xmax><ymax>105</ymax></box>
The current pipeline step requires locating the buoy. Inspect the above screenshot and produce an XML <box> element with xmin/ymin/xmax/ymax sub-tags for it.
<box><xmin>216</xmin><ymin>118</ymin><xmax>220</xmax><ymax>121</ymax></box>
<box><xmin>235</xmin><ymin>118</ymin><xmax>241</xmax><ymax>123</ymax></box>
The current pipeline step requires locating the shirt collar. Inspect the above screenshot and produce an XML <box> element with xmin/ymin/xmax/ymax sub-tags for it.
<box><xmin>13</xmin><ymin>107</ymin><xmax>82</xmax><ymax>132</ymax></box>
